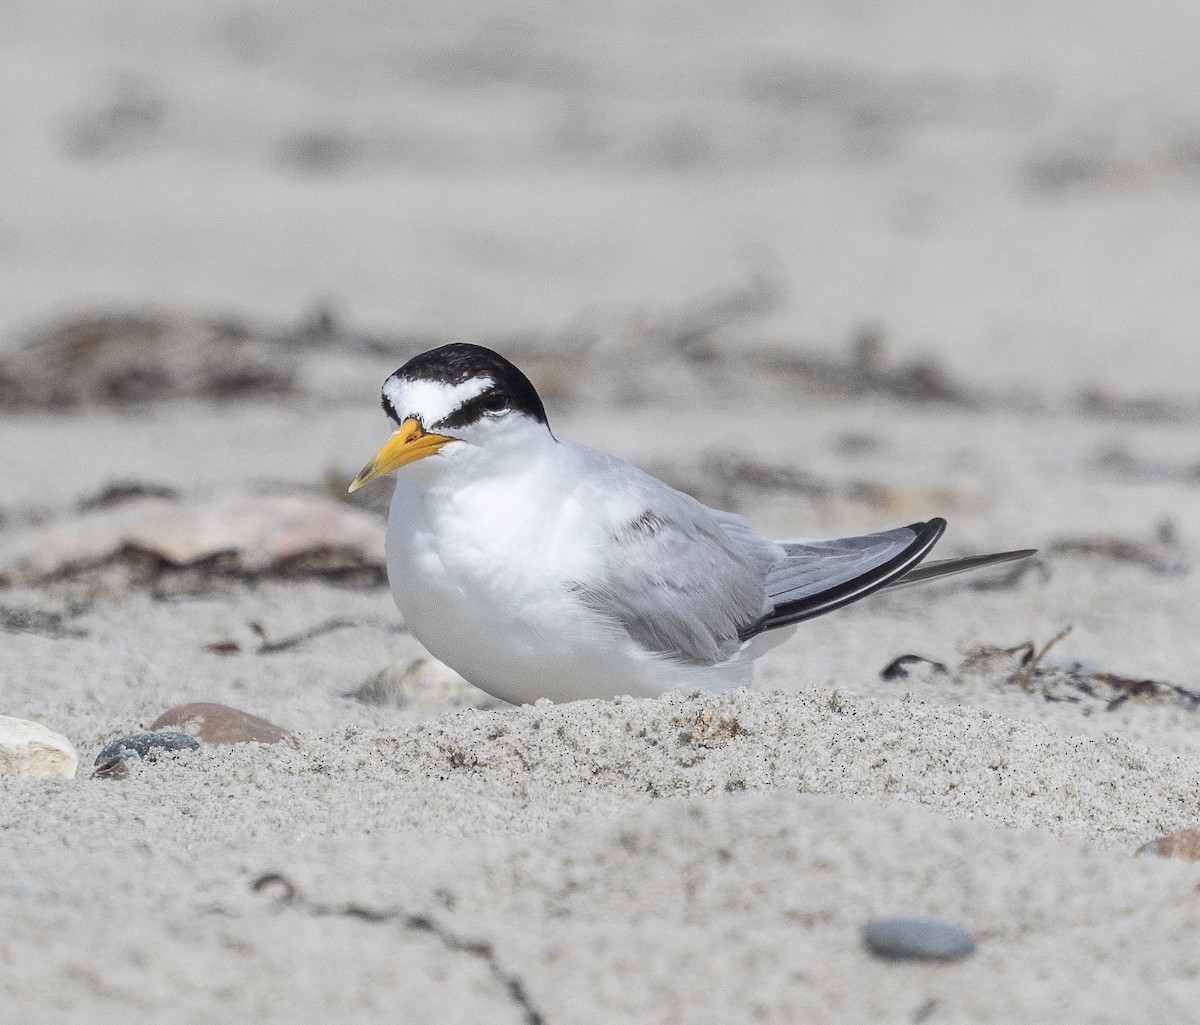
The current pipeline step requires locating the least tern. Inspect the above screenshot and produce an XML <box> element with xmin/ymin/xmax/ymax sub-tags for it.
<box><xmin>351</xmin><ymin>343</ymin><xmax>1033</xmax><ymax>704</ymax></box>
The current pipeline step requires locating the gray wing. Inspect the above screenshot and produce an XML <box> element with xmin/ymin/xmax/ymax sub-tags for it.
<box><xmin>562</xmin><ymin>445</ymin><xmax>950</xmax><ymax>664</ymax></box>
<box><xmin>567</xmin><ymin>452</ymin><xmax>779</xmax><ymax>666</ymax></box>
<box><xmin>741</xmin><ymin>518</ymin><xmax>946</xmax><ymax>637</ymax></box>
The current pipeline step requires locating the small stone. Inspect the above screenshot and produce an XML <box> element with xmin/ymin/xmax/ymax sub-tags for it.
<box><xmin>1136</xmin><ymin>827</ymin><xmax>1200</xmax><ymax>861</ymax></box>
<box><xmin>352</xmin><ymin>658</ymin><xmax>501</xmax><ymax>711</ymax></box>
<box><xmin>94</xmin><ymin>731</ymin><xmax>200</xmax><ymax>767</ymax></box>
<box><xmin>93</xmin><ymin>757</ymin><xmax>130</xmax><ymax>780</ymax></box>
<box><xmin>0</xmin><ymin>716</ymin><xmax>78</xmax><ymax>778</ymax></box>
<box><xmin>863</xmin><ymin>916</ymin><xmax>976</xmax><ymax>962</ymax></box>
<box><xmin>150</xmin><ymin>702</ymin><xmax>289</xmax><ymax>744</ymax></box>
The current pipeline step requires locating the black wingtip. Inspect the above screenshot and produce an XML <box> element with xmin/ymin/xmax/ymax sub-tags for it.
<box><xmin>919</xmin><ymin>516</ymin><xmax>947</xmax><ymax>540</ymax></box>
<box><xmin>742</xmin><ymin>517</ymin><xmax>947</xmax><ymax>638</ymax></box>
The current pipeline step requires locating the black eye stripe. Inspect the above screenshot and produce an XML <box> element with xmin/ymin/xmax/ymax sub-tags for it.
<box><xmin>433</xmin><ymin>389</ymin><xmax>509</xmax><ymax>430</ymax></box>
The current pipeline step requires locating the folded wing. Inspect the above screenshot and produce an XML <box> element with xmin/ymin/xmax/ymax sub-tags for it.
<box><xmin>741</xmin><ymin>518</ymin><xmax>947</xmax><ymax>638</ymax></box>
<box><xmin>567</xmin><ymin>454</ymin><xmax>780</xmax><ymax>666</ymax></box>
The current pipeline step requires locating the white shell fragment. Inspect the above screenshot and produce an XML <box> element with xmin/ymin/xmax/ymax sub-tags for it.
<box><xmin>0</xmin><ymin>716</ymin><xmax>78</xmax><ymax>779</ymax></box>
<box><xmin>352</xmin><ymin>657</ymin><xmax>502</xmax><ymax>712</ymax></box>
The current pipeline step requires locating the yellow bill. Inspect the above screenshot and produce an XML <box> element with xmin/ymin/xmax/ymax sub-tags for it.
<box><xmin>349</xmin><ymin>417</ymin><xmax>455</xmax><ymax>492</ymax></box>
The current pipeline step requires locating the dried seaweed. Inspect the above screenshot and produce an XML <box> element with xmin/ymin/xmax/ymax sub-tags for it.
<box><xmin>0</xmin><ymin>494</ymin><xmax>389</xmax><ymax>597</ymax></box>
<box><xmin>958</xmin><ymin>633</ymin><xmax>1200</xmax><ymax>712</ymax></box>
<box><xmin>1006</xmin><ymin>626</ymin><xmax>1073</xmax><ymax>692</ymax></box>
<box><xmin>1077</xmin><ymin>388</ymin><xmax>1186</xmax><ymax>424</ymax></box>
<box><xmin>0</xmin><ymin>603</ymin><xmax>88</xmax><ymax>638</ymax></box>
<box><xmin>0</xmin><ymin>310</ymin><xmax>425</xmax><ymax>408</ymax></box>
<box><xmin>1048</xmin><ymin>534</ymin><xmax>1188</xmax><ymax>576</ymax></box>
<box><xmin>79</xmin><ymin>481</ymin><xmax>180</xmax><ymax>511</ymax></box>
<box><xmin>880</xmin><ymin>654</ymin><xmax>948</xmax><ymax>681</ymax></box>
<box><xmin>653</xmin><ymin>451</ymin><xmax>966</xmax><ymax>518</ymax></box>
<box><xmin>6</xmin><ymin>305</ymin><xmax>1200</xmax><ymax>428</ymax></box>
<box><xmin>753</xmin><ymin>331</ymin><xmax>972</xmax><ymax>406</ymax></box>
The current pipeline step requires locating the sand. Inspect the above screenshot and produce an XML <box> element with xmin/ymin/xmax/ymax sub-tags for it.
<box><xmin>4</xmin><ymin>2</ymin><xmax>1200</xmax><ymax>1022</ymax></box>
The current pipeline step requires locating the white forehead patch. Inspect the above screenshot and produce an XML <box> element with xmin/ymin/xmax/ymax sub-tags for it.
<box><xmin>383</xmin><ymin>375</ymin><xmax>493</xmax><ymax>427</ymax></box>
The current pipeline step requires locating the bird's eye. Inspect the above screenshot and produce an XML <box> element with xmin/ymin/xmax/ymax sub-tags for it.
<box><xmin>480</xmin><ymin>392</ymin><xmax>508</xmax><ymax>414</ymax></box>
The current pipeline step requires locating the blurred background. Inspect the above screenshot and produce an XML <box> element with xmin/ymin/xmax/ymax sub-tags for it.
<box><xmin>2</xmin><ymin>0</ymin><xmax>1199</xmax><ymax>692</ymax></box>
<box><xmin>2</xmin><ymin>0</ymin><xmax>1199</xmax><ymax>394</ymax></box>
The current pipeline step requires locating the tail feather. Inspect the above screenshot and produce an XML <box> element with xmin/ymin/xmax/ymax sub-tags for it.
<box><xmin>881</xmin><ymin>548</ymin><xmax>1037</xmax><ymax>589</ymax></box>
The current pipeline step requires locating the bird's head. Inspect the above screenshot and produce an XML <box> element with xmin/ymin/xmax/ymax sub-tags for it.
<box><xmin>349</xmin><ymin>343</ymin><xmax>551</xmax><ymax>492</ymax></box>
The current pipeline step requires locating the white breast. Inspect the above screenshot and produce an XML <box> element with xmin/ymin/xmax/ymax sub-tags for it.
<box><xmin>382</xmin><ymin>447</ymin><xmax>746</xmax><ymax>703</ymax></box>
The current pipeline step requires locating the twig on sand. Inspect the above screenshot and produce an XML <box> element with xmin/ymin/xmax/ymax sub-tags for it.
<box><xmin>250</xmin><ymin>873</ymin><xmax>546</xmax><ymax>1025</ymax></box>
<box><xmin>249</xmin><ymin>618</ymin><xmax>356</xmax><ymax>654</ymax></box>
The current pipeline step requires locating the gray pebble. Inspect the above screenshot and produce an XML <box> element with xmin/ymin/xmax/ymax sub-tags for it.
<box><xmin>862</xmin><ymin>915</ymin><xmax>976</xmax><ymax>962</ymax></box>
<box><xmin>94</xmin><ymin>731</ymin><xmax>200</xmax><ymax>766</ymax></box>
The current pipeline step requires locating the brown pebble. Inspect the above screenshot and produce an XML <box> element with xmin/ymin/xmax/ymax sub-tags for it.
<box><xmin>93</xmin><ymin>756</ymin><xmax>130</xmax><ymax>780</ymax></box>
<box><xmin>1137</xmin><ymin>827</ymin><xmax>1200</xmax><ymax>861</ymax></box>
<box><xmin>150</xmin><ymin>703</ymin><xmax>289</xmax><ymax>745</ymax></box>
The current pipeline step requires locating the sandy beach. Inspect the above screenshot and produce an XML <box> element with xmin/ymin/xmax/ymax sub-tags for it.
<box><xmin>3</xmin><ymin>3</ymin><xmax>1200</xmax><ymax>1022</ymax></box>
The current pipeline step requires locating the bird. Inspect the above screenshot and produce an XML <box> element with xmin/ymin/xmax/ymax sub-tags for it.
<box><xmin>350</xmin><ymin>343</ymin><xmax>1034</xmax><ymax>705</ymax></box>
